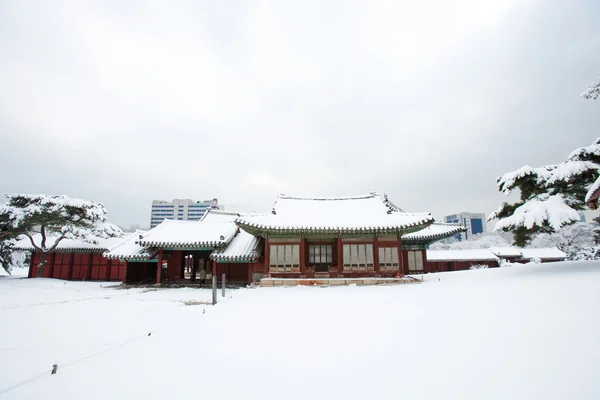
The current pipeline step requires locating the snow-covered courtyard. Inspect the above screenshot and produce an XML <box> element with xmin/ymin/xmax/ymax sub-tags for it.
<box><xmin>2</xmin><ymin>262</ymin><xmax>600</xmax><ymax>399</ymax></box>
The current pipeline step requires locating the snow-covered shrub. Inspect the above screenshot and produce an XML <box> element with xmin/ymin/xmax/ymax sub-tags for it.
<box><xmin>0</xmin><ymin>240</ymin><xmax>27</xmax><ymax>275</ymax></box>
<box><xmin>531</xmin><ymin>223</ymin><xmax>600</xmax><ymax>260</ymax></box>
<box><xmin>469</xmin><ymin>264</ymin><xmax>489</xmax><ymax>270</ymax></box>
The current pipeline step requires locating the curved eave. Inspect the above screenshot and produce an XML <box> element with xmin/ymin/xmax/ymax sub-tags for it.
<box><xmin>136</xmin><ymin>240</ymin><xmax>228</xmax><ymax>248</ymax></box>
<box><xmin>18</xmin><ymin>247</ymin><xmax>107</xmax><ymax>253</ymax></box>
<box><xmin>402</xmin><ymin>226</ymin><xmax>466</xmax><ymax>245</ymax></box>
<box><xmin>103</xmin><ymin>251</ymin><xmax>158</xmax><ymax>262</ymax></box>
<box><xmin>236</xmin><ymin>218</ymin><xmax>433</xmax><ymax>237</ymax></box>
<box><xmin>210</xmin><ymin>255</ymin><xmax>259</xmax><ymax>263</ymax></box>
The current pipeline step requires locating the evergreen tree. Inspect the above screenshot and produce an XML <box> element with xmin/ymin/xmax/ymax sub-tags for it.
<box><xmin>489</xmin><ymin>138</ymin><xmax>600</xmax><ymax>247</ymax></box>
<box><xmin>582</xmin><ymin>77</ymin><xmax>600</xmax><ymax>100</ymax></box>
<box><xmin>0</xmin><ymin>194</ymin><xmax>122</xmax><ymax>274</ymax></box>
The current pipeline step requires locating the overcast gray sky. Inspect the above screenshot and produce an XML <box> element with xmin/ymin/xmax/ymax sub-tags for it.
<box><xmin>1</xmin><ymin>0</ymin><xmax>599</xmax><ymax>229</ymax></box>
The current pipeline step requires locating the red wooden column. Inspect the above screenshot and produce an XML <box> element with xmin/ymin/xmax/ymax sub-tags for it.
<box><xmin>299</xmin><ymin>235</ymin><xmax>306</xmax><ymax>275</ymax></box>
<box><xmin>47</xmin><ymin>252</ymin><xmax>55</xmax><ymax>278</ymax></box>
<box><xmin>67</xmin><ymin>252</ymin><xmax>75</xmax><ymax>280</ymax></box>
<box><xmin>156</xmin><ymin>248</ymin><xmax>163</xmax><ymax>284</ymax></box>
<box><xmin>373</xmin><ymin>236</ymin><xmax>380</xmax><ymax>275</ymax></box>
<box><xmin>421</xmin><ymin>249</ymin><xmax>428</xmax><ymax>274</ymax></box>
<box><xmin>86</xmin><ymin>253</ymin><xmax>93</xmax><ymax>280</ymax></box>
<box><xmin>105</xmin><ymin>258</ymin><xmax>112</xmax><ymax>281</ymax></box>
<box><xmin>264</xmin><ymin>237</ymin><xmax>270</xmax><ymax>274</ymax></box>
<box><xmin>397</xmin><ymin>235</ymin><xmax>405</xmax><ymax>276</ymax></box>
<box><xmin>28</xmin><ymin>253</ymin><xmax>35</xmax><ymax>278</ymax></box>
<box><xmin>336</xmin><ymin>237</ymin><xmax>343</xmax><ymax>274</ymax></box>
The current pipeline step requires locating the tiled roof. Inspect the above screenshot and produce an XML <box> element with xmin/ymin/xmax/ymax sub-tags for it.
<box><xmin>211</xmin><ymin>230</ymin><xmax>263</xmax><ymax>262</ymax></box>
<box><xmin>426</xmin><ymin>249</ymin><xmax>499</xmax><ymax>262</ymax></box>
<box><xmin>489</xmin><ymin>247</ymin><xmax>522</xmax><ymax>258</ymax></box>
<box><xmin>137</xmin><ymin>219</ymin><xmax>238</xmax><ymax>248</ymax></box>
<box><xmin>520</xmin><ymin>247</ymin><xmax>567</xmax><ymax>260</ymax></box>
<box><xmin>103</xmin><ymin>230</ymin><xmax>156</xmax><ymax>261</ymax></box>
<box><xmin>236</xmin><ymin>193</ymin><xmax>433</xmax><ymax>234</ymax></box>
<box><xmin>14</xmin><ymin>234</ymin><xmax>124</xmax><ymax>253</ymax></box>
<box><xmin>402</xmin><ymin>223</ymin><xmax>465</xmax><ymax>244</ymax></box>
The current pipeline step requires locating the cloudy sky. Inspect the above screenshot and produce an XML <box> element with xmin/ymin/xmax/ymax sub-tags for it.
<box><xmin>1</xmin><ymin>0</ymin><xmax>599</xmax><ymax>229</ymax></box>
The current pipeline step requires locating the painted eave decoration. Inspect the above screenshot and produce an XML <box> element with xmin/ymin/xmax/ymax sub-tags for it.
<box><xmin>402</xmin><ymin>223</ymin><xmax>466</xmax><ymax>244</ymax></box>
<box><xmin>13</xmin><ymin>234</ymin><xmax>124</xmax><ymax>254</ymax></box>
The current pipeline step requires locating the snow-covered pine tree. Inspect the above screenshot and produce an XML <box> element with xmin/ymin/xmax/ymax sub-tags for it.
<box><xmin>582</xmin><ymin>77</ymin><xmax>600</xmax><ymax>100</ymax></box>
<box><xmin>488</xmin><ymin>138</ymin><xmax>600</xmax><ymax>247</ymax></box>
<box><xmin>0</xmin><ymin>194</ymin><xmax>123</xmax><ymax>274</ymax></box>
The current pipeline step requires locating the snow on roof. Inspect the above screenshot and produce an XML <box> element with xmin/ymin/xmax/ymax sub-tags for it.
<box><xmin>402</xmin><ymin>223</ymin><xmax>465</xmax><ymax>243</ymax></box>
<box><xmin>103</xmin><ymin>230</ymin><xmax>156</xmax><ymax>261</ymax></box>
<box><xmin>199</xmin><ymin>209</ymin><xmax>241</xmax><ymax>223</ymax></box>
<box><xmin>14</xmin><ymin>233</ymin><xmax>124</xmax><ymax>253</ymax></box>
<box><xmin>521</xmin><ymin>247</ymin><xmax>567</xmax><ymax>260</ymax></box>
<box><xmin>137</xmin><ymin>217</ymin><xmax>238</xmax><ymax>248</ymax></box>
<box><xmin>211</xmin><ymin>230</ymin><xmax>263</xmax><ymax>262</ymax></box>
<box><xmin>426</xmin><ymin>249</ymin><xmax>499</xmax><ymax>262</ymax></box>
<box><xmin>236</xmin><ymin>193</ymin><xmax>433</xmax><ymax>234</ymax></box>
<box><xmin>489</xmin><ymin>247</ymin><xmax>522</xmax><ymax>258</ymax></box>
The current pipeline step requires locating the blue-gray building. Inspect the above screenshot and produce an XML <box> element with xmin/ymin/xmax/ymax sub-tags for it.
<box><xmin>444</xmin><ymin>212</ymin><xmax>486</xmax><ymax>241</ymax></box>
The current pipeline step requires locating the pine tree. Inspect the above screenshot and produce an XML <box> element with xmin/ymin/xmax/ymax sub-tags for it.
<box><xmin>0</xmin><ymin>194</ymin><xmax>122</xmax><ymax>274</ymax></box>
<box><xmin>582</xmin><ymin>77</ymin><xmax>600</xmax><ymax>100</ymax></box>
<box><xmin>489</xmin><ymin>138</ymin><xmax>600</xmax><ymax>247</ymax></box>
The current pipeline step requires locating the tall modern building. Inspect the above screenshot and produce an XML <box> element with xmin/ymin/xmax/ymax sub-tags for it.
<box><xmin>444</xmin><ymin>212</ymin><xmax>486</xmax><ymax>241</ymax></box>
<box><xmin>150</xmin><ymin>198</ymin><xmax>220</xmax><ymax>228</ymax></box>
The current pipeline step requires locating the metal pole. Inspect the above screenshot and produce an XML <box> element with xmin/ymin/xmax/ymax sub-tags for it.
<box><xmin>222</xmin><ymin>273</ymin><xmax>226</xmax><ymax>297</ymax></box>
<box><xmin>212</xmin><ymin>275</ymin><xmax>217</xmax><ymax>305</ymax></box>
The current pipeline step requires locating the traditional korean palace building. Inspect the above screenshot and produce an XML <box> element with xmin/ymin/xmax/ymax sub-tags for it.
<box><xmin>18</xmin><ymin>192</ymin><xmax>566</xmax><ymax>284</ymax></box>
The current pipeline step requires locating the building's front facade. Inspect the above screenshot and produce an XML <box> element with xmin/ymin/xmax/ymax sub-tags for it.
<box><xmin>150</xmin><ymin>198</ymin><xmax>220</xmax><ymax>228</ymax></box>
<box><xmin>237</xmin><ymin>193</ymin><xmax>464</xmax><ymax>279</ymax></box>
<box><xmin>445</xmin><ymin>212</ymin><xmax>486</xmax><ymax>241</ymax></box>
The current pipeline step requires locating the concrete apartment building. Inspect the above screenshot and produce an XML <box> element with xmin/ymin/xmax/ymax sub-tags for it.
<box><xmin>444</xmin><ymin>212</ymin><xmax>486</xmax><ymax>241</ymax></box>
<box><xmin>150</xmin><ymin>198</ymin><xmax>220</xmax><ymax>228</ymax></box>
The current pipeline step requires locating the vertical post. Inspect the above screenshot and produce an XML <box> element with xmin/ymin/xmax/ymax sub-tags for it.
<box><xmin>264</xmin><ymin>237</ymin><xmax>270</xmax><ymax>274</ymax></box>
<box><xmin>397</xmin><ymin>235</ymin><xmax>405</xmax><ymax>276</ymax></box>
<box><xmin>299</xmin><ymin>235</ymin><xmax>306</xmax><ymax>275</ymax></box>
<box><xmin>156</xmin><ymin>248</ymin><xmax>163</xmax><ymax>284</ymax></box>
<box><xmin>86</xmin><ymin>253</ymin><xmax>93</xmax><ymax>281</ymax></box>
<box><xmin>68</xmin><ymin>252</ymin><xmax>75</xmax><ymax>281</ymax></box>
<box><xmin>105</xmin><ymin>258</ymin><xmax>111</xmax><ymax>281</ymax></box>
<box><xmin>337</xmin><ymin>236</ymin><xmax>343</xmax><ymax>275</ymax></box>
<box><xmin>373</xmin><ymin>236</ymin><xmax>380</xmax><ymax>274</ymax></box>
<box><xmin>212</xmin><ymin>275</ymin><xmax>217</xmax><ymax>305</ymax></box>
<box><xmin>221</xmin><ymin>273</ymin><xmax>226</xmax><ymax>297</ymax></box>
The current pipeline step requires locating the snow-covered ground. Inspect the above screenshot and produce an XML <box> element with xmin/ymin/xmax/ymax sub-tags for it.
<box><xmin>1</xmin><ymin>262</ymin><xmax>600</xmax><ymax>399</ymax></box>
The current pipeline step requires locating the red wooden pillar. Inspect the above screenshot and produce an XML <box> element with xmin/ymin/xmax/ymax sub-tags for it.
<box><xmin>264</xmin><ymin>237</ymin><xmax>270</xmax><ymax>274</ymax></box>
<box><xmin>398</xmin><ymin>235</ymin><xmax>406</xmax><ymax>276</ymax></box>
<box><xmin>49</xmin><ymin>252</ymin><xmax>56</xmax><ymax>279</ymax></box>
<box><xmin>86</xmin><ymin>253</ymin><xmax>93</xmax><ymax>280</ymax></box>
<box><xmin>28</xmin><ymin>253</ymin><xmax>35</xmax><ymax>278</ymax></box>
<box><xmin>299</xmin><ymin>235</ymin><xmax>306</xmax><ymax>275</ymax></box>
<box><xmin>247</xmin><ymin>262</ymin><xmax>253</xmax><ymax>284</ymax></box>
<box><xmin>172</xmin><ymin>250</ymin><xmax>182</xmax><ymax>281</ymax></box>
<box><xmin>421</xmin><ymin>249</ymin><xmax>428</xmax><ymax>273</ymax></box>
<box><xmin>156</xmin><ymin>248</ymin><xmax>163</xmax><ymax>284</ymax></box>
<box><xmin>47</xmin><ymin>252</ymin><xmax>55</xmax><ymax>278</ymax></box>
<box><xmin>105</xmin><ymin>258</ymin><xmax>112</xmax><ymax>281</ymax></box>
<box><xmin>67</xmin><ymin>252</ymin><xmax>75</xmax><ymax>280</ymax></box>
<box><xmin>336</xmin><ymin>237</ymin><xmax>343</xmax><ymax>275</ymax></box>
<box><xmin>373</xmin><ymin>236</ymin><xmax>380</xmax><ymax>274</ymax></box>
